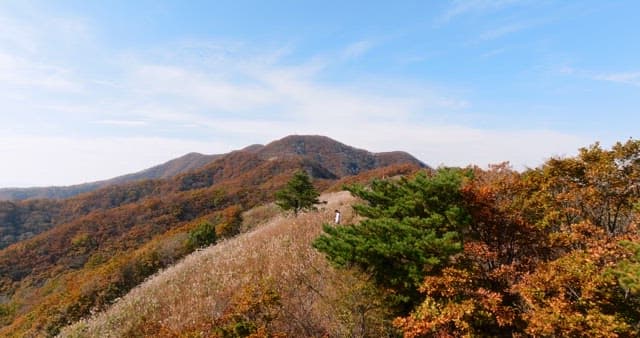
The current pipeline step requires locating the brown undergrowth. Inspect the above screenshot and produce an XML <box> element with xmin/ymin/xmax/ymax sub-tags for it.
<box><xmin>59</xmin><ymin>191</ymin><xmax>394</xmax><ymax>337</ymax></box>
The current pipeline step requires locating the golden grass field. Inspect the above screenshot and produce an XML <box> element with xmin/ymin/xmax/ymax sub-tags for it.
<box><xmin>59</xmin><ymin>191</ymin><xmax>393</xmax><ymax>337</ymax></box>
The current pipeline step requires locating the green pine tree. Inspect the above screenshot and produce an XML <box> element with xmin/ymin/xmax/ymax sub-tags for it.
<box><xmin>611</xmin><ymin>240</ymin><xmax>640</xmax><ymax>295</ymax></box>
<box><xmin>275</xmin><ymin>170</ymin><xmax>320</xmax><ymax>216</ymax></box>
<box><xmin>187</xmin><ymin>219</ymin><xmax>217</xmax><ymax>250</ymax></box>
<box><xmin>313</xmin><ymin>168</ymin><xmax>470</xmax><ymax>313</ymax></box>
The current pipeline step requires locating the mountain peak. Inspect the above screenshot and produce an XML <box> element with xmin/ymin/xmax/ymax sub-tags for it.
<box><xmin>0</xmin><ymin>135</ymin><xmax>424</xmax><ymax>201</ymax></box>
<box><xmin>257</xmin><ymin>134</ymin><xmax>426</xmax><ymax>177</ymax></box>
<box><xmin>262</xmin><ymin>135</ymin><xmax>352</xmax><ymax>156</ymax></box>
<box><xmin>0</xmin><ymin>134</ymin><xmax>427</xmax><ymax>335</ymax></box>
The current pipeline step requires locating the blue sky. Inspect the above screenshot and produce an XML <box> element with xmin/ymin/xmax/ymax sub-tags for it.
<box><xmin>1</xmin><ymin>0</ymin><xmax>639</xmax><ymax>187</ymax></box>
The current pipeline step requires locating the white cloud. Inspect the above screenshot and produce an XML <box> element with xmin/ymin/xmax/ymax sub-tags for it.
<box><xmin>558</xmin><ymin>65</ymin><xmax>576</xmax><ymax>74</ymax></box>
<box><xmin>439</xmin><ymin>0</ymin><xmax>526</xmax><ymax>23</ymax></box>
<box><xmin>478</xmin><ymin>22</ymin><xmax>529</xmax><ymax>41</ymax></box>
<box><xmin>2</xmin><ymin>38</ymin><xmax>585</xmax><ymax>187</ymax></box>
<box><xmin>481</xmin><ymin>47</ymin><xmax>507</xmax><ymax>58</ymax></box>
<box><xmin>559</xmin><ymin>66</ymin><xmax>640</xmax><ymax>87</ymax></box>
<box><xmin>0</xmin><ymin>5</ymin><xmax>591</xmax><ymax>187</ymax></box>
<box><xmin>116</xmin><ymin>43</ymin><xmax>454</xmax><ymax>126</ymax></box>
<box><xmin>0</xmin><ymin>14</ymin><xmax>38</xmax><ymax>53</ymax></box>
<box><xmin>0</xmin><ymin>7</ymin><xmax>91</xmax><ymax>53</ymax></box>
<box><xmin>93</xmin><ymin>120</ymin><xmax>148</xmax><ymax>126</ymax></box>
<box><xmin>342</xmin><ymin>40</ymin><xmax>375</xmax><ymax>59</ymax></box>
<box><xmin>594</xmin><ymin>71</ymin><xmax>640</xmax><ymax>87</ymax></box>
<box><xmin>0</xmin><ymin>9</ymin><xmax>89</xmax><ymax>101</ymax></box>
<box><xmin>1</xmin><ymin>106</ymin><xmax>588</xmax><ymax>187</ymax></box>
<box><xmin>0</xmin><ymin>51</ymin><xmax>81</xmax><ymax>92</ymax></box>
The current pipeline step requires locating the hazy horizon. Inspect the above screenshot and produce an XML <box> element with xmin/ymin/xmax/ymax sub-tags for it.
<box><xmin>1</xmin><ymin>0</ymin><xmax>638</xmax><ymax>187</ymax></box>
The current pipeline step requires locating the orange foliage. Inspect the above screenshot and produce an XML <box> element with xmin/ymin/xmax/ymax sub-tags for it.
<box><xmin>396</xmin><ymin>140</ymin><xmax>640</xmax><ymax>337</ymax></box>
<box><xmin>0</xmin><ymin>143</ymin><xmax>419</xmax><ymax>336</ymax></box>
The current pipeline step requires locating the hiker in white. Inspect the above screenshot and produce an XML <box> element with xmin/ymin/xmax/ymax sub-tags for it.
<box><xmin>334</xmin><ymin>210</ymin><xmax>341</xmax><ymax>224</ymax></box>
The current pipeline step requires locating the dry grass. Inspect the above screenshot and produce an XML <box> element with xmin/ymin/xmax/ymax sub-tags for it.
<box><xmin>237</xmin><ymin>202</ymin><xmax>281</xmax><ymax>233</ymax></box>
<box><xmin>58</xmin><ymin>191</ymin><xmax>393</xmax><ymax>338</ymax></box>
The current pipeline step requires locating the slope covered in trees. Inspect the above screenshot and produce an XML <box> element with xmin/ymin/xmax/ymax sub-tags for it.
<box><xmin>0</xmin><ymin>152</ymin><xmax>224</xmax><ymax>201</ymax></box>
<box><xmin>59</xmin><ymin>191</ymin><xmax>394</xmax><ymax>337</ymax></box>
<box><xmin>0</xmin><ymin>135</ymin><xmax>423</xmax><ymax>337</ymax></box>
<box><xmin>0</xmin><ymin>136</ymin><xmax>425</xmax><ymax>250</ymax></box>
<box><xmin>256</xmin><ymin>135</ymin><xmax>426</xmax><ymax>177</ymax></box>
<box><xmin>0</xmin><ymin>135</ymin><xmax>425</xmax><ymax>202</ymax></box>
<box><xmin>5</xmin><ymin>136</ymin><xmax>638</xmax><ymax>337</ymax></box>
<box><xmin>317</xmin><ymin>139</ymin><xmax>640</xmax><ymax>337</ymax></box>
<box><xmin>59</xmin><ymin>138</ymin><xmax>640</xmax><ymax>338</ymax></box>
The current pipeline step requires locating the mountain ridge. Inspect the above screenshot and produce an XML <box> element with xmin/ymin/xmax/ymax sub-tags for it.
<box><xmin>0</xmin><ymin>152</ymin><xmax>223</xmax><ymax>201</ymax></box>
<box><xmin>0</xmin><ymin>135</ymin><xmax>425</xmax><ymax>201</ymax></box>
<box><xmin>0</xmin><ymin>134</ymin><xmax>426</xmax><ymax>336</ymax></box>
<box><xmin>257</xmin><ymin>135</ymin><xmax>425</xmax><ymax>177</ymax></box>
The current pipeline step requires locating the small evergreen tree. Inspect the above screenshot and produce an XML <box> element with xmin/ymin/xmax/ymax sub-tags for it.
<box><xmin>187</xmin><ymin>219</ymin><xmax>217</xmax><ymax>250</ymax></box>
<box><xmin>275</xmin><ymin>170</ymin><xmax>320</xmax><ymax>216</ymax></box>
<box><xmin>313</xmin><ymin>169</ymin><xmax>470</xmax><ymax>313</ymax></box>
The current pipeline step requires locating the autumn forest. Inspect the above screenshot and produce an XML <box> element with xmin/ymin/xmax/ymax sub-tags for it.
<box><xmin>1</xmin><ymin>135</ymin><xmax>639</xmax><ymax>337</ymax></box>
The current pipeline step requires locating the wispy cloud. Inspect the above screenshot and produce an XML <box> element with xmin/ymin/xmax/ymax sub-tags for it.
<box><xmin>0</xmin><ymin>3</ymin><xmax>591</xmax><ymax>187</ymax></box>
<box><xmin>0</xmin><ymin>13</ymin><xmax>38</xmax><ymax>53</ymax></box>
<box><xmin>0</xmin><ymin>8</ymin><xmax>89</xmax><ymax>98</ymax></box>
<box><xmin>593</xmin><ymin>71</ymin><xmax>640</xmax><ymax>87</ymax></box>
<box><xmin>481</xmin><ymin>47</ymin><xmax>507</xmax><ymax>58</ymax></box>
<box><xmin>0</xmin><ymin>27</ymin><xmax>585</xmax><ymax>185</ymax></box>
<box><xmin>115</xmin><ymin>38</ymin><xmax>463</xmax><ymax>127</ymax></box>
<box><xmin>560</xmin><ymin>66</ymin><xmax>640</xmax><ymax>87</ymax></box>
<box><xmin>478</xmin><ymin>22</ymin><xmax>530</xmax><ymax>41</ymax></box>
<box><xmin>93</xmin><ymin>120</ymin><xmax>148</xmax><ymax>127</ymax></box>
<box><xmin>342</xmin><ymin>40</ymin><xmax>376</xmax><ymax>59</ymax></box>
<box><xmin>439</xmin><ymin>0</ymin><xmax>526</xmax><ymax>23</ymax></box>
<box><xmin>0</xmin><ymin>51</ymin><xmax>81</xmax><ymax>92</ymax></box>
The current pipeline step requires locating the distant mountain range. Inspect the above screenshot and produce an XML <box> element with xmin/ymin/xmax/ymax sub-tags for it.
<box><xmin>0</xmin><ymin>152</ymin><xmax>224</xmax><ymax>201</ymax></box>
<box><xmin>0</xmin><ymin>134</ymin><xmax>426</xmax><ymax>336</ymax></box>
<box><xmin>0</xmin><ymin>135</ymin><xmax>424</xmax><ymax>201</ymax></box>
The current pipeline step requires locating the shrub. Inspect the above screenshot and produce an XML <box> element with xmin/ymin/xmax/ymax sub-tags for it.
<box><xmin>187</xmin><ymin>220</ymin><xmax>218</xmax><ymax>250</ymax></box>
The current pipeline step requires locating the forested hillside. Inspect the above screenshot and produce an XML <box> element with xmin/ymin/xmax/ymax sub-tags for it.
<box><xmin>1</xmin><ymin>0</ymin><xmax>636</xmax><ymax>336</ymax></box>
<box><xmin>321</xmin><ymin>139</ymin><xmax>640</xmax><ymax>336</ymax></box>
<box><xmin>0</xmin><ymin>135</ymin><xmax>423</xmax><ymax>202</ymax></box>
<box><xmin>0</xmin><ymin>152</ymin><xmax>224</xmax><ymax>201</ymax></box>
<box><xmin>60</xmin><ymin>191</ymin><xmax>377</xmax><ymax>337</ymax></box>
<box><xmin>4</xmin><ymin>136</ymin><xmax>639</xmax><ymax>337</ymax></box>
<box><xmin>62</xmin><ymin>138</ymin><xmax>640</xmax><ymax>337</ymax></box>
<box><xmin>0</xmin><ymin>135</ymin><xmax>423</xmax><ymax>337</ymax></box>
